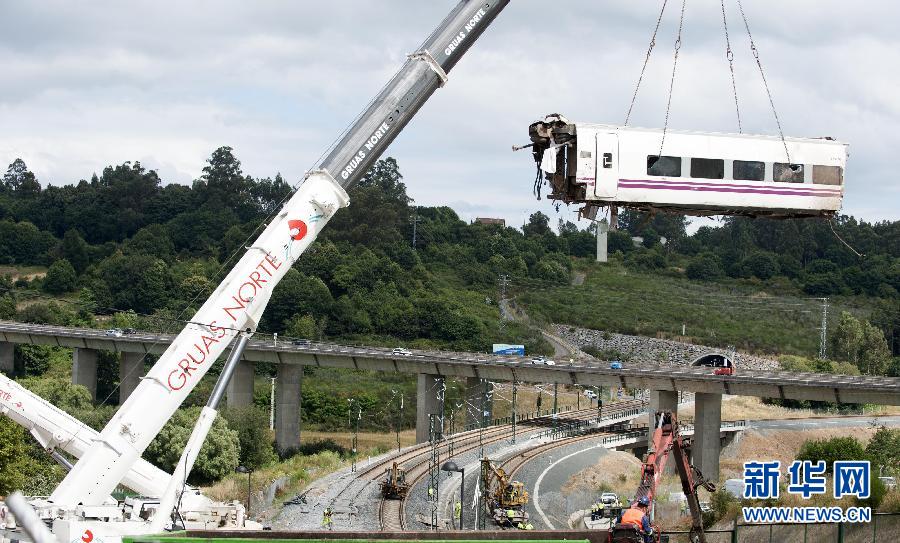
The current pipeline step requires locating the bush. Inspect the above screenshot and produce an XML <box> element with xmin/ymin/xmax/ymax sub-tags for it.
<box><xmin>279</xmin><ymin>438</ymin><xmax>349</xmax><ymax>460</ymax></box>
<box><xmin>686</xmin><ymin>254</ymin><xmax>724</xmax><ymax>281</ymax></box>
<box><xmin>43</xmin><ymin>259</ymin><xmax>78</xmax><ymax>294</ymax></box>
<box><xmin>222</xmin><ymin>406</ymin><xmax>277</xmax><ymax>470</ymax></box>
<box><xmin>144</xmin><ymin>407</ymin><xmax>240</xmax><ymax>484</ymax></box>
<box><xmin>743</xmin><ymin>252</ymin><xmax>780</xmax><ymax>280</ymax></box>
<box><xmin>796</xmin><ymin>436</ymin><xmax>868</xmax><ymax>470</ymax></box>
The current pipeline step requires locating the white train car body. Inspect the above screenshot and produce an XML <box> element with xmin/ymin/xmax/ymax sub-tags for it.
<box><xmin>529</xmin><ymin>115</ymin><xmax>848</xmax><ymax>218</ymax></box>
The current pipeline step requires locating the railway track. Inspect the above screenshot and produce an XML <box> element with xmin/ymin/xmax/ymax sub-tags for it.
<box><xmin>373</xmin><ymin>399</ymin><xmax>647</xmax><ymax>530</ymax></box>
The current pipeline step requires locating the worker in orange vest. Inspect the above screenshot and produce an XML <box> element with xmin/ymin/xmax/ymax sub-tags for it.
<box><xmin>619</xmin><ymin>496</ymin><xmax>653</xmax><ymax>542</ymax></box>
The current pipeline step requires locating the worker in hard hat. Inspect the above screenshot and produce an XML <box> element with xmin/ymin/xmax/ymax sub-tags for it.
<box><xmin>322</xmin><ymin>507</ymin><xmax>333</xmax><ymax>530</ymax></box>
<box><xmin>517</xmin><ymin>520</ymin><xmax>534</xmax><ymax>530</ymax></box>
<box><xmin>454</xmin><ymin>500</ymin><xmax>462</xmax><ymax>523</ymax></box>
<box><xmin>506</xmin><ymin>508</ymin><xmax>516</xmax><ymax>527</ymax></box>
<box><xmin>619</xmin><ymin>496</ymin><xmax>653</xmax><ymax>542</ymax></box>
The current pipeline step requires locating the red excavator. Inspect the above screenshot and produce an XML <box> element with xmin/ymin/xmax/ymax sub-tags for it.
<box><xmin>610</xmin><ymin>411</ymin><xmax>716</xmax><ymax>543</ymax></box>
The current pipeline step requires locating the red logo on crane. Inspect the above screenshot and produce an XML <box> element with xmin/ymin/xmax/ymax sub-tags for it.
<box><xmin>288</xmin><ymin>219</ymin><xmax>308</xmax><ymax>241</ymax></box>
<box><xmin>81</xmin><ymin>529</ymin><xmax>93</xmax><ymax>543</ymax></box>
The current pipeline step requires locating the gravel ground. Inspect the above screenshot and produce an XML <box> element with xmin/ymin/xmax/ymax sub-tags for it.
<box><xmin>556</xmin><ymin>325</ymin><xmax>779</xmax><ymax>371</ymax></box>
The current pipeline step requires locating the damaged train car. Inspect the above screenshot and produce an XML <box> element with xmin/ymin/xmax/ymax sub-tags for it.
<box><xmin>527</xmin><ymin>114</ymin><xmax>848</xmax><ymax>218</ymax></box>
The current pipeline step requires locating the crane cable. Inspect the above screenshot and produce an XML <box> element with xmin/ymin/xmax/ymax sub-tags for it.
<box><xmin>657</xmin><ymin>0</ymin><xmax>688</xmax><ymax>158</ymax></box>
<box><xmin>624</xmin><ymin>0</ymin><xmax>670</xmax><ymax>126</ymax></box>
<box><xmin>720</xmin><ymin>0</ymin><xmax>742</xmax><ymax>133</ymax></box>
<box><xmin>736</xmin><ymin>0</ymin><xmax>790</xmax><ymax>163</ymax></box>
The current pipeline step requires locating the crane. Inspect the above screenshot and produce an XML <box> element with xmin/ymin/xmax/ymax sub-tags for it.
<box><xmin>2</xmin><ymin>2</ymin><xmax>514</xmax><ymax>542</ymax></box>
<box><xmin>609</xmin><ymin>411</ymin><xmax>715</xmax><ymax>543</ymax></box>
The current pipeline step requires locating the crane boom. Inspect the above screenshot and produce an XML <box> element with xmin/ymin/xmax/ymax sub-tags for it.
<box><xmin>49</xmin><ymin>0</ymin><xmax>512</xmax><ymax>510</ymax></box>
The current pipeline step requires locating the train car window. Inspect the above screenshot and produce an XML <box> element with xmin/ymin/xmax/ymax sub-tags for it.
<box><xmin>647</xmin><ymin>155</ymin><xmax>681</xmax><ymax>177</ymax></box>
<box><xmin>812</xmin><ymin>165</ymin><xmax>843</xmax><ymax>185</ymax></box>
<box><xmin>690</xmin><ymin>158</ymin><xmax>724</xmax><ymax>179</ymax></box>
<box><xmin>733</xmin><ymin>160</ymin><xmax>765</xmax><ymax>181</ymax></box>
<box><xmin>774</xmin><ymin>163</ymin><xmax>805</xmax><ymax>183</ymax></box>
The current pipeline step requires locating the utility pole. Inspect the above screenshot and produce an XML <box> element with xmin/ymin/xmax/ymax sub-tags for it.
<box><xmin>410</xmin><ymin>206</ymin><xmax>422</xmax><ymax>250</ymax></box>
<box><xmin>349</xmin><ymin>400</ymin><xmax>361</xmax><ymax>473</ymax></box>
<box><xmin>396</xmin><ymin>392</ymin><xmax>404</xmax><ymax>453</ymax></box>
<box><xmin>819</xmin><ymin>297</ymin><xmax>829</xmax><ymax>359</ymax></box>
<box><xmin>428</xmin><ymin>413</ymin><xmax>440</xmax><ymax>530</ymax></box>
<box><xmin>511</xmin><ymin>381</ymin><xmax>517</xmax><ymax>444</ymax></box>
<box><xmin>553</xmin><ymin>383</ymin><xmax>559</xmax><ymax>428</ymax></box>
<box><xmin>268</xmin><ymin>377</ymin><xmax>275</xmax><ymax>431</ymax></box>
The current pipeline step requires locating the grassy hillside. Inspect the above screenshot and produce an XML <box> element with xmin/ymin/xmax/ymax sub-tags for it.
<box><xmin>519</xmin><ymin>256</ymin><xmax>875</xmax><ymax>356</ymax></box>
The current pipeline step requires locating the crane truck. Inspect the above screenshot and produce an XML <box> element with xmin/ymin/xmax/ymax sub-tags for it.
<box><xmin>1</xmin><ymin>2</ymin><xmax>515</xmax><ymax>542</ymax></box>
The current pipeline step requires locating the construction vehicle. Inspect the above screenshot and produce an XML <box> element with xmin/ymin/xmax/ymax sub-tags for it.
<box><xmin>379</xmin><ymin>462</ymin><xmax>411</xmax><ymax>500</ymax></box>
<box><xmin>608</xmin><ymin>411</ymin><xmax>715</xmax><ymax>543</ymax></box>
<box><xmin>480</xmin><ymin>457</ymin><xmax>530</xmax><ymax>528</ymax></box>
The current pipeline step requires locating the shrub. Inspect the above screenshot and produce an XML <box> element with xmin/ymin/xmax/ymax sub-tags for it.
<box><xmin>743</xmin><ymin>252</ymin><xmax>780</xmax><ymax>280</ymax></box>
<box><xmin>222</xmin><ymin>406</ymin><xmax>277</xmax><ymax>470</ymax></box>
<box><xmin>279</xmin><ymin>438</ymin><xmax>349</xmax><ymax>460</ymax></box>
<box><xmin>796</xmin><ymin>436</ymin><xmax>868</xmax><ymax>470</ymax></box>
<box><xmin>144</xmin><ymin>407</ymin><xmax>240</xmax><ymax>484</ymax></box>
<box><xmin>686</xmin><ymin>254</ymin><xmax>724</xmax><ymax>281</ymax></box>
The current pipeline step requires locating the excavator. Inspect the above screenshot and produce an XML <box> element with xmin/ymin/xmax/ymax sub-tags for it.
<box><xmin>609</xmin><ymin>411</ymin><xmax>715</xmax><ymax>543</ymax></box>
<box><xmin>480</xmin><ymin>458</ymin><xmax>530</xmax><ymax>529</ymax></box>
<box><xmin>380</xmin><ymin>463</ymin><xmax>411</xmax><ymax>500</ymax></box>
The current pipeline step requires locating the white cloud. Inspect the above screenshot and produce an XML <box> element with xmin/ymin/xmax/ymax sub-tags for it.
<box><xmin>0</xmin><ymin>0</ymin><xmax>896</xmax><ymax>227</ymax></box>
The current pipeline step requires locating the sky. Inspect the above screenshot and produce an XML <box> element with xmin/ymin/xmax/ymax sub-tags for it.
<box><xmin>1</xmin><ymin>1</ymin><xmax>897</xmax><ymax>231</ymax></box>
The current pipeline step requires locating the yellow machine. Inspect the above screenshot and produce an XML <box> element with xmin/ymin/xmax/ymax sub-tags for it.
<box><xmin>380</xmin><ymin>462</ymin><xmax>410</xmax><ymax>500</ymax></box>
<box><xmin>480</xmin><ymin>458</ymin><xmax>530</xmax><ymax>528</ymax></box>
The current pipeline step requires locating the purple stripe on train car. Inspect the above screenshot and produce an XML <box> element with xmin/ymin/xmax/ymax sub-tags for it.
<box><xmin>618</xmin><ymin>178</ymin><xmax>842</xmax><ymax>195</ymax></box>
<box><xmin>618</xmin><ymin>183</ymin><xmax>837</xmax><ymax>197</ymax></box>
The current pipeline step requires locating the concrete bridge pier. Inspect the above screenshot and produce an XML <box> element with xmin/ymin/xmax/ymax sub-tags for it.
<box><xmin>0</xmin><ymin>342</ymin><xmax>13</xmax><ymax>373</ymax></box>
<box><xmin>415</xmin><ymin>373</ymin><xmax>445</xmax><ymax>443</ymax></box>
<box><xmin>72</xmin><ymin>348</ymin><xmax>99</xmax><ymax>401</ymax></box>
<box><xmin>119</xmin><ymin>352</ymin><xmax>144</xmax><ymax>404</ymax></box>
<box><xmin>692</xmin><ymin>392</ymin><xmax>723</xmax><ymax>482</ymax></box>
<box><xmin>275</xmin><ymin>364</ymin><xmax>303</xmax><ymax>454</ymax></box>
<box><xmin>465</xmin><ymin>377</ymin><xmax>493</xmax><ymax>429</ymax></box>
<box><xmin>226</xmin><ymin>360</ymin><xmax>255</xmax><ymax>407</ymax></box>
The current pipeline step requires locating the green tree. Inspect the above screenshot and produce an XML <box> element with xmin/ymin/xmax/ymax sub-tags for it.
<box><xmin>144</xmin><ymin>407</ymin><xmax>240</xmax><ymax>484</ymax></box>
<box><xmin>866</xmin><ymin>427</ymin><xmax>900</xmax><ymax>476</ymax></box>
<box><xmin>686</xmin><ymin>253</ymin><xmax>724</xmax><ymax>281</ymax></box>
<box><xmin>221</xmin><ymin>406</ymin><xmax>277</xmax><ymax>470</ymax></box>
<box><xmin>60</xmin><ymin>229</ymin><xmax>90</xmax><ymax>274</ymax></box>
<box><xmin>43</xmin><ymin>259</ymin><xmax>78</xmax><ymax>294</ymax></box>
<box><xmin>743</xmin><ymin>252</ymin><xmax>780</xmax><ymax>280</ymax></box>
<box><xmin>285</xmin><ymin>314</ymin><xmax>319</xmax><ymax>339</ymax></box>
<box><xmin>523</xmin><ymin>212</ymin><xmax>551</xmax><ymax>238</ymax></box>
<box><xmin>3</xmin><ymin>158</ymin><xmax>41</xmax><ymax>195</ymax></box>
<box><xmin>832</xmin><ymin>312</ymin><xmax>865</xmax><ymax>367</ymax></box>
<box><xmin>0</xmin><ymin>419</ymin><xmax>32</xmax><ymax>493</ymax></box>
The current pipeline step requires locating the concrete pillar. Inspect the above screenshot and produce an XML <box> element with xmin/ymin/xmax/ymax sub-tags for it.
<box><xmin>0</xmin><ymin>342</ymin><xmax>13</xmax><ymax>374</ymax></box>
<box><xmin>72</xmin><ymin>348</ymin><xmax>99</xmax><ymax>401</ymax></box>
<box><xmin>226</xmin><ymin>360</ymin><xmax>255</xmax><ymax>408</ymax></box>
<box><xmin>275</xmin><ymin>364</ymin><xmax>303</xmax><ymax>454</ymax></box>
<box><xmin>415</xmin><ymin>373</ymin><xmax>444</xmax><ymax>444</ymax></box>
<box><xmin>692</xmin><ymin>392</ymin><xmax>723</xmax><ymax>482</ymax></box>
<box><xmin>596</xmin><ymin>218</ymin><xmax>609</xmax><ymax>263</ymax></box>
<box><xmin>119</xmin><ymin>352</ymin><xmax>144</xmax><ymax>404</ymax></box>
<box><xmin>649</xmin><ymin>390</ymin><xmax>678</xmax><ymax>445</ymax></box>
<box><xmin>465</xmin><ymin>377</ymin><xmax>494</xmax><ymax>429</ymax></box>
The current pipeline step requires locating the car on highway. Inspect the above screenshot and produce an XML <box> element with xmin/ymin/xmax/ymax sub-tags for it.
<box><xmin>609</xmin><ymin>361</ymin><xmax>623</xmax><ymax>370</ymax></box>
<box><xmin>122</xmin><ymin>328</ymin><xmax>136</xmax><ymax>335</ymax></box>
<box><xmin>292</xmin><ymin>338</ymin><xmax>311</xmax><ymax>346</ymax></box>
<box><xmin>583</xmin><ymin>389</ymin><xmax>598</xmax><ymax>400</ymax></box>
<box><xmin>392</xmin><ymin>347</ymin><xmax>412</xmax><ymax>356</ymax></box>
<box><xmin>531</xmin><ymin>356</ymin><xmax>546</xmax><ymax>365</ymax></box>
<box><xmin>105</xmin><ymin>328</ymin><xmax>123</xmax><ymax>337</ymax></box>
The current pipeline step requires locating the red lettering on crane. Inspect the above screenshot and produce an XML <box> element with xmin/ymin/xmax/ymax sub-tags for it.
<box><xmin>82</xmin><ymin>529</ymin><xmax>94</xmax><ymax>543</ymax></box>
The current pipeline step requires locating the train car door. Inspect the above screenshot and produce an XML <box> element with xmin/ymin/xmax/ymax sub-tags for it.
<box><xmin>594</xmin><ymin>132</ymin><xmax>618</xmax><ymax>198</ymax></box>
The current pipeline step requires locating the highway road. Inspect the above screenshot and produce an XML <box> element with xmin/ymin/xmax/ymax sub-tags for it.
<box><xmin>1</xmin><ymin>320</ymin><xmax>899</xmax><ymax>405</ymax></box>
